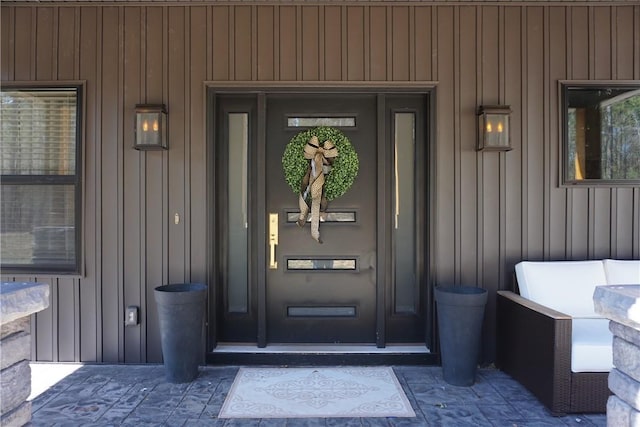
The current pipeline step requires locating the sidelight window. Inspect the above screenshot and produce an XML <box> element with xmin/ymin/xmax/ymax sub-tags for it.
<box><xmin>227</xmin><ymin>113</ymin><xmax>249</xmax><ymax>313</ymax></box>
<box><xmin>393</xmin><ymin>112</ymin><xmax>418</xmax><ymax>314</ymax></box>
<box><xmin>0</xmin><ymin>86</ymin><xmax>82</xmax><ymax>274</ymax></box>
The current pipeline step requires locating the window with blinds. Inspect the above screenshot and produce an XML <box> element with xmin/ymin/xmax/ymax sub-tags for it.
<box><xmin>1</xmin><ymin>87</ymin><xmax>82</xmax><ymax>273</ymax></box>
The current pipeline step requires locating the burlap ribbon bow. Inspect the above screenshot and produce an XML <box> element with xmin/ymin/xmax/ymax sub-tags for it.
<box><xmin>297</xmin><ymin>136</ymin><xmax>338</xmax><ymax>243</ymax></box>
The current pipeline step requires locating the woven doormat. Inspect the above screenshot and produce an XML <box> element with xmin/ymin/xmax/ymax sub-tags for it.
<box><xmin>218</xmin><ymin>367</ymin><xmax>416</xmax><ymax>418</ymax></box>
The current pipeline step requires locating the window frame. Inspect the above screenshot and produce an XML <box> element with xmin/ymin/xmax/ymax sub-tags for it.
<box><xmin>560</xmin><ymin>80</ymin><xmax>640</xmax><ymax>187</ymax></box>
<box><xmin>1</xmin><ymin>81</ymin><xmax>85</xmax><ymax>275</ymax></box>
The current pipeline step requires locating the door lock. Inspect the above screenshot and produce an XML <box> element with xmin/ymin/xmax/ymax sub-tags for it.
<box><xmin>269</xmin><ymin>213</ymin><xmax>278</xmax><ymax>269</ymax></box>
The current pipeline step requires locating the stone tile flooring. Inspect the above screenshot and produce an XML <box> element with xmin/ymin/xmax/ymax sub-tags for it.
<box><xmin>29</xmin><ymin>364</ymin><xmax>606</xmax><ymax>426</ymax></box>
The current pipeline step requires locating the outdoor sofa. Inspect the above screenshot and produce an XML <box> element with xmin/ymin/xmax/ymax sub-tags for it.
<box><xmin>496</xmin><ymin>259</ymin><xmax>640</xmax><ymax>415</ymax></box>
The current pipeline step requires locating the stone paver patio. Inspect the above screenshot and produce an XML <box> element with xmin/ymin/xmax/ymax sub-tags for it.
<box><xmin>29</xmin><ymin>364</ymin><xmax>606</xmax><ymax>426</ymax></box>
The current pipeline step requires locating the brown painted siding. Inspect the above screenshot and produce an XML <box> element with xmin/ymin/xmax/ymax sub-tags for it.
<box><xmin>1</xmin><ymin>3</ymin><xmax>639</xmax><ymax>363</ymax></box>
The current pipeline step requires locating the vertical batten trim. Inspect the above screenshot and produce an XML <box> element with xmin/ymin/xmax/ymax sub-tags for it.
<box><xmin>499</xmin><ymin>6</ymin><xmax>505</xmax><ymax>102</ymax></box>
<box><xmin>117</xmin><ymin>5</ymin><xmax>125</xmax><ymax>363</ymax></box>
<box><xmin>94</xmin><ymin>6</ymin><xmax>105</xmax><ymax>363</ymax></box>
<box><xmin>588</xmin><ymin>6</ymin><xmax>595</xmax><ymax>80</ymax></box>
<box><xmin>543</xmin><ymin>6</ymin><xmax>551</xmax><ymax>259</ymax></box>
<box><xmin>139</xmin><ymin>6</ymin><xmax>147</xmax><ymax>363</ymax></box>
<box><xmin>206</xmin><ymin>6</ymin><xmax>212</xmax><ymax>80</ymax></box>
<box><xmin>498</xmin><ymin>5</ymin><xmax>507</xmax><ymax>289</ymax></box>
<box><xmin>52</xmin><ymin>279</ymin><xmax>59</xmax><ymax>361</ymax></box>
<box><xmin>97</xmin><ymin>5</ymin><xmax>107</xmax><ymax>360</ymax></box>
<box><xmin>341</xmin><ymin>6</ymin><xmax>347</xmax><ymax>80</ymax></box>
<box><xmin>229</xmin><ymin>6</ymin><xmax>235</xmax><ymax>80</ymax></box>
<box><xmin>75</xmin><ymin>7</ymin><xmax>83</xmax><ymax>362</ymax></box>
<box><xmin>432</xmin><ymin>6</ymin><xmax>438</xmax><ymax>80</ymax></box>
<box><xmin>8</xmin><ymin>7</ymin><xmax>15</xmax><ymax>80</ymax></box>
<box><xmin>163</xmin><ymin>4</ymin><xmax>170</xmax><ymax>303</ymax></box>
<box><xmin>611</xmin><ymin>189</ymin><xmax>618</xmax><ymax>258</ymax></box>
<box><xmin>636</xmin><ymin>9</ymin><xmax>640</xmax><ymax>259</ymax></box>
<box><xmin>251</xmin><ymin>5</ymin><xmax>257</xmax><ymax>81</ymax></box>
<box><xmin>453</xmin><ymin>5</ymin><xmax>461</xmax><ymax>284</ymax></box>
<box><xmin>520</xmin><ymin>6</ymin><xmax>528</xmax><ymax>260</ymax></box>
<box><xmin>409</xmin><ymin>6</ymin><xmax>415</xmax><ymax>81</ymax></box>
<box><xmin>296</xmin><ymin>6</ymin><xmax>302</xmax><ymax>80</ymax></box>
<box><xmin>274</xmin><ymin>5</ymin><xmax>280</xmax><ymax>81</ymax></box>
<box><xmin>184</xmin><ymin>7</ymin><xmax>191</xmax><ymax>279</ymax></box>
<box><xmin>53</xmin><ymin>7</ymin><xmax>59</xmax><ymax>80</ymax></box>
<box><xmin>386</xmin><ymin>6</ymin><xmax>392</xmax><ymax>81</ymax></box>
<box><xmin>634</xmin><ymin>189</ymin><xmax>640</xmax><ymax>258</ymax></box>
<box><xmin>74</xmin><ymin>280</ymin><xmax>80</xmax><ymax>362</ymax></box>
<box><xmin>319</xmin><ymin>5</ymin><xmax>325</xmax><ymax>81</ymax></box>
<box><xmin>611</xmin><ymin>6</ymin><xmax>617</xmax><ymax>79</ymax></box>
<box><xmin>139</xmin><ymin>155</ymin><xmax>147</xmax><ymax>361</ymax></box>
<box><xmin>30</xmin><ymin>8</ymin><xmax>36</xmax><ymax>80</ymax></box>
<box><xmin>476</xmin><ymin>5</ymin><xmax>484</xmax><ymax>286</ymax></box>
<box><xmin>141</xmin><ymin>7</ymin><xmax>147</xmax><ymax>97</ymax></box>
<box><xmin>364</xmin><ymin>6</ymin><xmax>370</xmax><ymax>81</ymax></box>
<box><xmin>565</xmin><ymin>6</ymin><xmax>573</xmax><ymax>258</ymax></box>
<box><xmin>587</xmin><ymin>6</ymin><xmax>596</xmax><ymax>259</ymax></box>
<box><xmin>588</xmin><ymin>189</ymin><xmax>596</xmax><ymax>259</ymax></box>
<box><xmin>635</xmin><ymin>5</ymin><xmax>640</xmax><ymax>80</ymax></box>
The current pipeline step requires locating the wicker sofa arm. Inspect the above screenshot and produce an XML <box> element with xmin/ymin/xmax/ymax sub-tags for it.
<box><xmin>496</xmin><ymin>290</ymin><xmax>573</xmax><ymax>415</ymax></box>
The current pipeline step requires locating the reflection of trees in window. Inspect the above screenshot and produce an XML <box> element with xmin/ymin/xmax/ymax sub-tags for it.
<box><xmin>601</xmin><ymin>94</ymin><xmax>640</xmax><ymax>180</ymax></box>
<box><xmin>565</xmin><ymin>85</ymin><xmax>640</xmax><ymax>183</ymax></box>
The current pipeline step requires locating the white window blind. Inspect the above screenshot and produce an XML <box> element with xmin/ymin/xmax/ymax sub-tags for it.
<box><xmin>1</xmin><ymin>90</ymin><xmax>77</xmax><ymax>175</ymax></box>
<box><xmin>0</xmin><ymin>88</ymin><xmax>80</xmax><ymax>272</ymax></box>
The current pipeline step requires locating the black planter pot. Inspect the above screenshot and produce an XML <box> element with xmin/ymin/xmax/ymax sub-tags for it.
<box><xmin>435</xmin><ymin>286</ymin><xmax>488</xmax><ymax>386</ymax></box>
<box><xmin>154</xmin><ymin>283</ymin><xmax>207</xmax><ymax>383</ymax></box>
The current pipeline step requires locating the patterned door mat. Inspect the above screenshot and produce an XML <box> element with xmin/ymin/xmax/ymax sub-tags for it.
<box><xmin>218</xmin><ymin>366</ymin><xmax>416</xmax><ymax>418</ymax></box>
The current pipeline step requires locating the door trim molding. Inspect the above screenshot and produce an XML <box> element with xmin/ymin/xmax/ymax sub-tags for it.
<box><xmin>204</xmin><ymin>81</ymin><xmax>438</xmax><ymax>91</ymax></box>
<box><xmin>376</xmin><ymin>94</ymin><xmax>387</xmax><ymax>348</ymax></box>
<box><xmin>206</xmin><ymin>86</ymin><xmax>438</xmax><ymax>354</ymax></box>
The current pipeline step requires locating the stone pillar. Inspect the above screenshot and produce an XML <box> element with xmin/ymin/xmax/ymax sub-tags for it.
<box><xmin>594</xmin><ymin>285</ymin><xmax>640</xmax><ymax>427</ymax></box>
<box><xmin>0</xmin><ymin>282</ymin><xmax>50</xmax><ymax>427</ymax></box>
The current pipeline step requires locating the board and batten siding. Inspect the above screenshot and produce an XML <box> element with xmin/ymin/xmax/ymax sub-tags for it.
<box><xmin>1</xmin><ymin>3</ymin><xmax>639</xmax><ymax>363</ymax></box>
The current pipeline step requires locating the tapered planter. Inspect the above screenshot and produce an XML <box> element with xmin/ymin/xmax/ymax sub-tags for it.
<box><xmin>435</xmin><ymin>286</ymin><xmax>488</xmax><ymax>386</ymax></box>
<box><xmin>154</xmin><ymin>283</ymin><xmax>207</xmax><ymax>383</ymax></box>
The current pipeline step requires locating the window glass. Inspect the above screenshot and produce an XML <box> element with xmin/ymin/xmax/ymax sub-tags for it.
<box><xmin>227</xmin><ymin>113</ymin><xmax>249</xmax><ymax>312</ymax></box>
<box><xmin>1</xmin><ymin>90</ymin><xmax>77</xmax><ymax>175</ymax></box>
<box><xmin>0</xmin><ymin>87</ymin><xmax>81</xmax><ymax>273</ymax></box>
<box><xmin>564</xmin><ymin>85</ymin><xmax>640</xmax><ymax>183</ymax></box>
<box><xmin>286</xmin><ymin>211</ymin><xmax>356</xmax><ymax>223</ymax></box>
<box><xmin>287</xmin><ymin>117</ymin><xmax>356</xmax><ymax>128</ymax></box>
<box><xmin>287</xmin><ymin>259</ymin><xmax>357</xmax><ymax>271</ymax></box>
<box><xmin>394</xmin><ymin>113</ymin><xmax>417</xmax><ymax>314</ymax></box>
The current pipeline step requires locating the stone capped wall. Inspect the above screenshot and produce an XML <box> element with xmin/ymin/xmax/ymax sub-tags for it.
<box><xmin>0</xmin><ymin>282</ymin><xmax>50</xmax><ymax>426</ymax></box>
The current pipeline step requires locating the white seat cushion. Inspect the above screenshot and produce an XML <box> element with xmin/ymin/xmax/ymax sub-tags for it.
<box><xmin>571</xmin><ymin>318</ymin><xmax>613</xmax><ymax>372</ymax></box>
<box><xmin>604</xmin><ymin>259</ymin><xmax>640</xmax><ymax>285</ymax></box>
<box><xmin>515</xmin><ymin>260</ymin><xmax>607</xmax><ymax>317</ymax></box>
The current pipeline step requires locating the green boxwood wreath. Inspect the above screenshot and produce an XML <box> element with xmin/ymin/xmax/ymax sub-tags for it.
<box><xmin>282</xmin><ymin>126</ymin><xmax>359</xmax><ymax>201</ymax></box>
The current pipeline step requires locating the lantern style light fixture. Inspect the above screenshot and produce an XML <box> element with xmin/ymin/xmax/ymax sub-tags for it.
<box><xmin>477</xmin><ymin>105</ymin><xmax>512</xmax><ymax>151</ymax></box>
<box><xmin>134</xmin><ymin>104</ymin><xmax>168</xmax><ymax>150</ymax></box>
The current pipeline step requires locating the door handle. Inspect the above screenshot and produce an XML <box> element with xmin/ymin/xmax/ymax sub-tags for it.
<box><xmin>269</xmin><ymin>213</ymin><xmax>278</xmax><ymax>269</ymax></box>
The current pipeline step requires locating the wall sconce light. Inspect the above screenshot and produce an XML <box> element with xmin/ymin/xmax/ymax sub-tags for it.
<box><xmin>134</xmin><ymin>104</ymin><xmax>167</xmax><ymax>150</ymax></box>
<box><xmin>477</xmin><ymin>105</ymin><xmax>512</xmax><ymax>151</ymax></box>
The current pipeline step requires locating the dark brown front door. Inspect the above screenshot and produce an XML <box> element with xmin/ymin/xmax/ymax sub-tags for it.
<box><xmin>265</xmin><ymin>94</ymin><xmax>377</xmax><ymax>343</ymax></box>
<box><xmin>213</xmin><ymin>90</ymin><xmax>429</xmax><ymax>349</ymax></box>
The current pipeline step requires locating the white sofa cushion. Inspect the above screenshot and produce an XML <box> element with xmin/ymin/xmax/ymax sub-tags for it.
<box><xmin>603</xmin><ymin>259</ymin><xmax>640</xmax><ymax>285</ymax></box>
<box><xmin>571</xmin><ymin>318</ymin><xmax>613</xmax><ymax>372</ymax></box>
<box><xmin>515</xmin><ymin>260</ymin><xmax>607</xmax><ymax>317</ymax></box>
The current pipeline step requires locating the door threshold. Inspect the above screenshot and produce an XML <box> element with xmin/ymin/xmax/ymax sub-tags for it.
<box><xmin>214</xmin><ymin>343</ymin><xmax>430</xmax><ymax>354</ymax></box>
<box><xmin>207</xmin><ymin>344</ymin><xmax>437</xmax><ymax>366</ymax></box>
